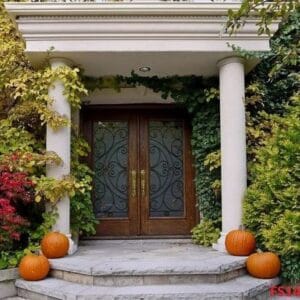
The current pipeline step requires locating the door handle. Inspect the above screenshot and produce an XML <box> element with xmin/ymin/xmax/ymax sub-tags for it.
<box><xmin>131</xmin><ymin>170</ymin><xmax>137</xmax><ymax>198</ymax></box>
<box><xmin>140</xmin><ymin>170</ymin><xmax>146</xmax><ymax>198</ymax></box>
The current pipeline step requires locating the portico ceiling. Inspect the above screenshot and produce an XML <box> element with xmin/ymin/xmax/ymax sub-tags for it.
<box><xmin>5</xmin><ymin>2</ymin><xmax>278</xmax><ymax>77</ymax></box>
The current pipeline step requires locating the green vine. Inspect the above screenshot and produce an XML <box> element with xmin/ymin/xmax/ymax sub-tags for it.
<box><xmin>121</xmin><ymin>73</ymin><xmax>221</xmax><ymax>222</ymax></box>
<box><xmin>83</xmin><ymin>72</ymin><xmax>222</xmax><ymax>225</ymax></box>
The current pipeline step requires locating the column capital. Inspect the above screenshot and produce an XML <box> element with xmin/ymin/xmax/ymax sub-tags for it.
<box><xmin>49</xmin><ymin>57</ymin><xmax>73</xmax><ymax>69</ymax></box>
<box><xmin>217</xmin><ymin>56</ymin><xmax>245</xmax><ymax>68</ymax></box>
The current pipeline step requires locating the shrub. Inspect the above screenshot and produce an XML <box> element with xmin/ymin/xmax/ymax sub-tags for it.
<box><xmin>0</xmin><ymin>120</ymin><xmax>39</xmax><ymax>155</ymax></box>
<box><xmin>0</xmin><ymin>168</ymin><xmax>35</xmax><ymax>251</ymax></box>
<box><xmin>243</xmin><ymin>97</ymin><xmax>300</xmax><ymax>283</ymax></box>
<box><xmin>0</xmin><ymin>198</ymin><xmax>29</xmax><ymax>251</ymax></box>
<box><xmin>0</xmin><ymin>169</ymin><xmax>34</xmax><ymax>204</ymax></box>
<box><xmin>263</xmin><ymin>211</ymin><xmax>300</xmax><ymax>257</ymax></box>
<box><xmin>263</xmin><ymin>211</ymin><xmax>300</xmax><ymax>283</ymax></box>
<box><xmin>70</xmin><ymin>135</ymin><xmax>98</xmax><ymax>236</ymax></box>
<box><xmin>71</xmin><ymin>162</ymin><xmax>97</xmax><ymax>236</ymax></box>
<box><xmin>191</xmin><ymin>219</ymin><xmax>220</xmax><ymax>247</ymax></box>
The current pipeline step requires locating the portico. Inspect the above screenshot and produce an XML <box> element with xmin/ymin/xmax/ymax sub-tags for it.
<box><xmin>5</xmin><ymin>1</ymin><xmax>277</xmax><ymax>252</ymax></box>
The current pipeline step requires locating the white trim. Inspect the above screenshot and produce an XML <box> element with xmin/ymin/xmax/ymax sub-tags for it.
<box><xmin>5</xmin><ymin>2</ymin><xmax>246</xmax><ymax>17</ymax></box>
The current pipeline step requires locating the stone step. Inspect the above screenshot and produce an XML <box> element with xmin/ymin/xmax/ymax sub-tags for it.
<box><xmin>48</xmin><ymin>239</ymin><xmax>248</xmax><ymax>285</ymax></box>
<box><xmin>50</xmin><ymin>267</ymin><xmax>246</xmax><ymax>286</ymax></box>
<box><xmin>16</xmin><ymin>276</ymin><xmax>280</xmax><ymax>300</ymax></box>
<box><xmin>3</xmin><ymin>297</ymin><xmax>26</xmax><ymax>300</ymax></box>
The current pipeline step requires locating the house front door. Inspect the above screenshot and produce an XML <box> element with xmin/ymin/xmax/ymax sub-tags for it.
<box><xmin>82</xmin><ymin>106</ymin><xmax>197</xmax><ymax>236</ymax></box>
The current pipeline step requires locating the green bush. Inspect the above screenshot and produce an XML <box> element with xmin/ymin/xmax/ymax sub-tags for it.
<box><xmin>70</xmin><ymin>134</ymin><xmax>98</xmax><ymax>236</ymax></box>
<box><xmin>0</xmin><ymin>120</ymin><xmax>40</xmax><ymax>155</ymax></box>
<box><xmin>244</xmin><ymin>97</ymin><xmax>300</xmax><ymax>283</ymax></box>
<box><xmin>263</xmin><ymin>211</ymin><xmax>300</xmax><ymax>283</ymax></box>
<box><xmin>191</xmin><ymin>219</ymin><xmax>220</xmax><ymax>247</ymax></box>
<box><xmin>263</xmin><ymin>211</ymin><xmax>300</xmax><ymax>257</ymax></box>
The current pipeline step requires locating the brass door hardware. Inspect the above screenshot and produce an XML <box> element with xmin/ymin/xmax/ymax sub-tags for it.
<box><xmin>140</xmin><ymin>169</ymin><xmax>146</xmax><ymax>197</ymax></box>
<box><xmin>131</xmin><ymin>170</ymin><xmax>137</xmax><ymax>198</ymax></box>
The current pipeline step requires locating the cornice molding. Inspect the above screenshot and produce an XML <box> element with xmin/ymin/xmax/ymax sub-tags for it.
<box><xmin>3</xmin><ymin>1</ymin><xmax>278</xmax><ymax>77</ymax></box>
<box><xmin>5</xmin><ymin>2</ymin><xmax>278</xmax><ymax>44</ymax></box>
<box><xmin>18</xmin><ymin>14</ymin><xmax>226</xmax><ymax>20</ymax></box>
<box><xmin>16</xmin><ymin>14</ymin><xmax>275</xmax><ymax>41</ymax></box>
<box><xmin>5</xmin><ymin>2</ymin><xmax>244</xmax><ymax>17</ymax></box>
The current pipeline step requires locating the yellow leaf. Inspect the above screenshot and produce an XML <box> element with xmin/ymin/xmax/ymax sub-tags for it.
<box><xmin>35</xmin><ymin>195</ymin><xmax>42</xmax><ymax>203</ymax></box>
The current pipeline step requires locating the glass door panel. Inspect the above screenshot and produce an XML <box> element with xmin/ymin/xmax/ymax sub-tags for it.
<box><xmin>149</xmin><ymin>121</ymin><xmax>184</xmax><ymax>217</ymax></box>
<box><xmin>93</xmin><ymin>121</ymin><xmax>129</xmax><ymax>218</ymax></box>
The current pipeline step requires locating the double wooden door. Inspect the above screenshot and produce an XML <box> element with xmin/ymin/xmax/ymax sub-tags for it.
<box><xmin>82</xmin><ymin>107</ymin><xmax>197</xmax><ymax>236</ymax></box>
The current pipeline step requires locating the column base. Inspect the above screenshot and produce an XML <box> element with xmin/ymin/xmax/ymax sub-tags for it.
<box><xmin>66</xmin><ymin>233</ymin><xmax>78</xmax><ymax>255</ymax></box>
<box><xmin>212</xmin><ymin>232</ymin><xmax>227</xmax><ymax>252</ymax></box>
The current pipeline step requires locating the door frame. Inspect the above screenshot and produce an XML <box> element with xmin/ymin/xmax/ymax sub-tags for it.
<box><xmin>80</xmin><ymin>104</ymin><xmax>199</xmax><ymax>237</ymax></box>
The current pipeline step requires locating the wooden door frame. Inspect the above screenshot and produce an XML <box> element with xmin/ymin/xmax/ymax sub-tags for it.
<box><xmin>80</xmin><ymin>104</ymin><xmax>199</xmax><ymax>237</ymax></box>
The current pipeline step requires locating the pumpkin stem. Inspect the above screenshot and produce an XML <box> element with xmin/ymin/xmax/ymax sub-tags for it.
<box><xmin>239</xmin><ymin>224</ymin><xmax>245</xmax><ymax>231</ymax></box>
<box><xmin>257</xmin><ymin>249</ymin><xmax>263</xmax><ymax>253</ymax></box>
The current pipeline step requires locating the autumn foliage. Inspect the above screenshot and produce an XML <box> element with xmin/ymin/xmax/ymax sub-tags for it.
<box><xmin>0</xmin><ymin>167</ymin><xmax>34</xmax><ymax>251</ymax></box>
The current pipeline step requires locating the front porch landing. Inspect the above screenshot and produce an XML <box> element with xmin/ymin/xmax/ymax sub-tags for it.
<box><xmin>15</xmin><ymin>240</ymin><xmax>279</xmax><ymax>299</ymax></box>
<box><xmin>51</xmin><ymin>239</ymin><xmax>246</xmax><ymax>285</ymax></box>
<box><xmin>50</xmin><ymin>239</ymin><xmax>246</xmax><ymax>281</ymax></box>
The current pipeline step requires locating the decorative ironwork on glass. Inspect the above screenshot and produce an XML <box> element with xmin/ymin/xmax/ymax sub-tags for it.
<box><xmin>149</xmin><ymin>121</ymin><xmax>184</xmax><ymax>217</ymax></box>
<box><xmin>93</xmin><ymin>121</ymin><xmax>129</xmax><ymax>218</ymax></box>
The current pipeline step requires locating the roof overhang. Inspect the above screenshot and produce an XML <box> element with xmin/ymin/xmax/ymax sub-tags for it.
<box><xmin>5</xmin><ymin>2</ymin><xmax>279</xmax><ymax>77</ymax></box>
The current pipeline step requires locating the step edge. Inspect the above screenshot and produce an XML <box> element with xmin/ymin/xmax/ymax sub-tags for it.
<box><xmin>49</xmin><ymin>260</ymin><xmax>247</xmax><ymax>276</ymax></box>
<box><xmin>15</xmin><ymin>276</ymin><xmax>279</xmax><ymax>299</ymax></box>
<box><xmin>50</xmin><ymin>267</ymin><xmax>247</xmax><ymax>276</ymax></box>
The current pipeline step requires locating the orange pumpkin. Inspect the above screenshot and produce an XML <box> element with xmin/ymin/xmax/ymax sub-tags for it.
<box><xmin>19</xmin><ymin>254</ymin><xmax>50</xmax><ymax>281</ymax></box>
<box><xmin>41</xmin><ymin>232</ymin><xmax>69</xmax><ymax>259</ymax></box>
<box><xmin>225</xmin><ymin>229</ymin><xmax>256</xmax><ymax>256</ymax></box>
<box><xmin>246</xmin><ymin>252</ymin><xmax>281</xmax><ymax>278</ymax></box>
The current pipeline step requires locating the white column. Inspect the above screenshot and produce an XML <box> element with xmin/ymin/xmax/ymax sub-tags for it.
<box><xmin>213</xmin><ymin>57</ymin><xmax>247</xmax><ymax>252</ymax></box>
<box><xmin>46</xmin><ymin>57</ymin><xmax>77</xmax><ymax>254</ymax></box>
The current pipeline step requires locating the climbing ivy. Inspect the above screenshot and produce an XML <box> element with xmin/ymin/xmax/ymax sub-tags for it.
<box><xmin>83</xmin><ymin>73</ymin><xmax>222</xmax><ymax>224</ymax></box>
<box><xmin>123</xmin><ymin>73</ymin><xmax>222</xmax><ymax>221</ymax></box>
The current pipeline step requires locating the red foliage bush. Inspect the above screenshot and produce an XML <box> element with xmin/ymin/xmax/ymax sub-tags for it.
<box><xmin>0</xmin><ymin>198</ymin><xmax>29</xmax><ymax>250</ymax></box>
<box><xmin>0</xmin><ymin>170</ymin><xmax>34</xmax><ymax>204</ymax></box>
<box><xmin>0</xmin><ymin>167</ymin><xmax>34</xmax><ymax>251</ymax></box>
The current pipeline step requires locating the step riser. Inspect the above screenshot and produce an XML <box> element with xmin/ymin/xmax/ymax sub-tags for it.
<box><xmin>50</xmin><ymin>268</ymin><xmax>246</xmax><ymax>286</ymax></box>
<box><xmin>18</xmin><ymin>288</ymin><xmax>60</xmax><ymax>300</ymax></box>
<box><xmin>17</xmin><ymin>287</ymin><xmax>271</xmax><ymax>300</ymax></box>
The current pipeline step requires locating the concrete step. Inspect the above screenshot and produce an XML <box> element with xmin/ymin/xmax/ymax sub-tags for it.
<box><xmin>50</xmin><ymin>261</ymin><xmax>246</xmax><ymax>286</ymax></box>
<box><xmin>3</xmin><ymin>296</ymin><xmax>27</xmax><ymax>300</ymax></box>
<box><xmin>16</xmin><ymin>276</ymin><xmax>280</xmax><ymax>300</ymax></box>
<box><xmin>48</xmin><ymin>239</ymin><xmax>248</xmax><ymax>285</ymax></box>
